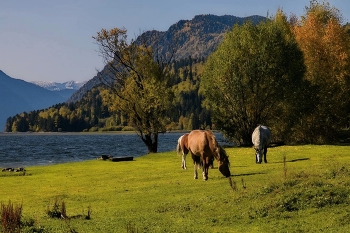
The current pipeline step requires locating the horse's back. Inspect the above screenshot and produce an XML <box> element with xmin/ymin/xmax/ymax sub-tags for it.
<box><xmin>188</xmin><ymin>130</ymin><xmax>204</xmax><ymax>153</ymax></box>
<box><xmin>252</xmin><ymin>125</ymin><xmax>271</xmax><ymax>147</ymax></box>
<box><xmin>187</xmin><ymin>130</ymin><xmax>219</xmax><ymax>155</ymax></box>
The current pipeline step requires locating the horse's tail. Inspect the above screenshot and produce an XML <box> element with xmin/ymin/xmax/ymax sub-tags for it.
<box><xmin>176</xmin><ymin>136</ymin><xmax>183</xmax><ymax>156</ymax></box>
<box><xmin>176</xmin><ymin>141</ymin><xmax>181</xmax><ymax>156</ymax></box>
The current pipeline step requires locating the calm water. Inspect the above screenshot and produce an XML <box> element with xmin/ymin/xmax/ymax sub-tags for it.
<box><xmin>0</xmin><ymin>132</ymin><xmax>232</xmax><ymax>168</ymax></box>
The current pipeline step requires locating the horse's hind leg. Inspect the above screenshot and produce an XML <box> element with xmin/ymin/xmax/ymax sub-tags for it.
<box><xmin>202</xmin><ymin>158</ymin><xmax>209</xmax><ymax>181</ymax></box>
<box><xmin>264</xmin><ymin>146</ymin><xmax>268</xmax><ymax>163</ymax></box>
<box><xmin>202</xmin><ymin>165</ymin><xmax>208</xmax><ymax>181</ymax></box>
<box><xmin>181</xmin><ymin>153</ymin><xmax>187</xmax><ymax>169</ymax></box>
<box><xmin>193</xmin><ymin>162</ymin><xmax>198</xmax><ymax>179</ymax></box>
<box><xmin>192</xmin><ymin>154</ymin><xmax>198</xmax><ymax>179</ymax></box>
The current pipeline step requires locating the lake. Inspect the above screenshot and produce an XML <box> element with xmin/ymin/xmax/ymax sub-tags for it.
<box><xmin>0</xmin><ymin>131</ymin><xmax>233</xmax><ymax>168</ymax></box>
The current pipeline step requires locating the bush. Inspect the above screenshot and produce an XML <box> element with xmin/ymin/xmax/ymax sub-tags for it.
<box><xmin>46</xmin><ymin>198</ymin><xmax>63</xmax><ymax>219</ymax></box>
<box><xmin>122</xmin><ymin>126</ymin><xmax>134</xmax><ymax>131</ymax></box>
<box><xmin>89</xmin><ymin>127</ymin><xmax>99</xmax><ymax>132</ymax></box>
<box><xmin>1</xmin><ymin>201</ymin><xmax>22</xmax><ymax>233</ymax></box>
<box><xmin>100</xmin><ymin>126</ymin><xmax>123</xmax><ymax>131</ymax></box>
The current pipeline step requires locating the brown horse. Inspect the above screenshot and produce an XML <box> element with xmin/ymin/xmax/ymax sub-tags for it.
<box><xmin>177</xmin><ymin>133</ymin><xmax>214</xmax><ymax>170</ymax></box>
<box><xmin>176</xmin><ymin>133</ymin><xmax>190</xmax><ymax>169</ymax></box>
<box><xmin>187</xmin><ymin>130</ymin><xmax>231</xmax><ymax>180</ymax></box>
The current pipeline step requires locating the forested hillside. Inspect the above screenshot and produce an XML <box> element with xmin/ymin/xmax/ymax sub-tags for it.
<box><xmin>5</xmin><ymin>57</ymin><xmax>208</xmax><ymax>132</ymax></box>
<box><xmin>67</xmin><ymin>14</ymin><xmax>265</xmax><ymax>103</ymax></box>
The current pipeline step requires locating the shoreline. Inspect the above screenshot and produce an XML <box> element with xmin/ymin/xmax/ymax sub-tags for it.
<box><xmin>0</xmin><ymin>130</ymin><xmax>193</xmax><ymax>136</ymax></box>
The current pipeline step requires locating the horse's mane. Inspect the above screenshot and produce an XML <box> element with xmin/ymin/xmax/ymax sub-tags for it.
<box><xmin>206</xmin><ymin>130</ymin><xmax>218</xmax><ymax>150</ymax></box>
<box><xmin>218</xmin><ymin>145</ymin><xmax>230</xmax><ymax>166</ymax></box>
<box><xmin>205</xmin><ymin>130</ymin><xmax>230</xmax><ymax>165</ymax></box>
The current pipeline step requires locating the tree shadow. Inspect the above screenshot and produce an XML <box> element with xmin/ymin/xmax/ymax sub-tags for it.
<box><xmin>288</xmin><ymin>158</ymin><xmax>310</xmax><ymax>162</ymax></box>
<box><xmin>232</xmin><ymin>172</ymin><xmax>267</xmax><ymax>177</ymax></box>
<box><xmin>270</xmin><ymin>158</ymin><xmax>310</xmax><ymax>164</ymax></box>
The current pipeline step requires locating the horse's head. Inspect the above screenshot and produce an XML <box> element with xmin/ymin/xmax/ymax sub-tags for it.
<box><xmin>255</xmin><ymin>147</ymin><xmax>264</xmax><ymax>164</ymax></box>
<box><xmin>218</xmin><ymin>146</ymin><xmax>231</xmax><ymax>178</ymax></box>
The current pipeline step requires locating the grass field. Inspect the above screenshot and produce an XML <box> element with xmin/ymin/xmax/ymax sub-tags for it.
<box><xmin>1</xmin><ymin>145</ymin><xmax>350</xmax><ymax>232</ymax></box>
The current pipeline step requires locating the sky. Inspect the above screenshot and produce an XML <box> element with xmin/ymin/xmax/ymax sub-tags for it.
<box><xmin>1</xmin><ymin>0</ymin><xmax>349</xmax><ymax>83</ymax></box>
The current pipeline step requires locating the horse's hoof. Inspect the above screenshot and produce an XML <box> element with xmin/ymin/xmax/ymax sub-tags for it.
<box><xmin>202</xmin><ymin>173</ymin><xmax>208</xmax><ymax>180</ymax></box>
<box><xmin>194</xmin><ymin>176</ymin><xmax>198</xmax><ymax>179</ymax></box>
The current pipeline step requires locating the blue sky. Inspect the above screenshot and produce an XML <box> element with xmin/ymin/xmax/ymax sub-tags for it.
<box><xmin>1</xmin><ymin>0</ymin><xmax>349</xmax><ymax>83</ymax></box>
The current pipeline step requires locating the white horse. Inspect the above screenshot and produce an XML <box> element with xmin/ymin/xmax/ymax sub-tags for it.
<box><xmin>176</xmin><ymin>134</ymin><xmax>189</xmax><ymax>169</ymax></box>
<box><xmin>252</xmin><ymin>125</ymin><xmax>271</xmax><ymax>164</ymax></box>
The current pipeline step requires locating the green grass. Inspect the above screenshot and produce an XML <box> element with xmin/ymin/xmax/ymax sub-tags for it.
<box><xmin>1</xmin><ymin>145</ymin><xmax>350</xmax><ymax>232</ymax></box>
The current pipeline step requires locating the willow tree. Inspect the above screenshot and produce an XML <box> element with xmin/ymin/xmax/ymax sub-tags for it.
<box><xmin>292</xmin><ymin>0</ymin><xmax>350</xmax><ymax>143</ymax></box>
<box><xmin>200</xmin><ymin>11</ymin><xmax>306</xmax><ymax>145</ymax></box>
<box><xmin>93</xmin><ymin>28</ymin><xmax>175</xmax><ymax>153</ymax></box>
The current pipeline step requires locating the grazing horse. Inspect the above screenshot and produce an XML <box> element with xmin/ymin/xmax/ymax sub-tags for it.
<box><xmin>187</xmin><ymin>130</ymin><xmax>231</xmax><ymax>180</ymax></box>
<box><xmin>176</xmin><ymin>134</ymin><xmax>189</xmax><ymax>169</ymax></box>
<box><xmin>177</xmin><ymin>133</ymin><xmax>214</xmax><ymax>170</ymax></box>
<box><xmin>252</xmin><ymin>125</ymin><xmax>271</xmax><ymax>164</ymax></box>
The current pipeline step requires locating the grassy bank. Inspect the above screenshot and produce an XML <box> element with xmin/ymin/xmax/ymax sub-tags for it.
<box><xmin>1</xmin><ymin>145</ymin><xmax>350</xmax><ymax>232</ymax></box>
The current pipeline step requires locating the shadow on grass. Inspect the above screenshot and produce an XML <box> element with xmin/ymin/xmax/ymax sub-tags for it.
<box><xmin>289</xmin><ymin>158</ymin><xmax>310</xmax><ymax>162</ymax></box>
<box><xmin>232</xmin><ymin>172</ymin><xmax>267</xmax><ymax>177</ymax></box>
<box><xmin>270</xmin><ymin>158</ymin><xmax>310</xmax><ymax>164</ymax></box>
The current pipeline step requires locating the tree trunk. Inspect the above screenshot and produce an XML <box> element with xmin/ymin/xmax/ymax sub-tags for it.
<box><xmin>143</xmin><ymin>132</ymin><xmax>158</xmax><ymax>153</ymax></box>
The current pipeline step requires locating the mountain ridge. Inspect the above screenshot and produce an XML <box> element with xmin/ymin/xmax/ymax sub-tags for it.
<box><xmin>31</xmin><ymin>80</ymin><xmax>87</xmax><ymax>99</ymax></box>
<box><xmin>31</xmin><ymin>80</ymin><xmax>86</xmax><ymax>91</ymax></box>
<box><xmin>68</xmin><ymin>14</ymin><xmax>266</xmax><ymax>103</ymax></box>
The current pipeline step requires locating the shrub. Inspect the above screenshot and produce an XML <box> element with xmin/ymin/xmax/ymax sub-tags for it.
<box><xmin>46</xmin><ymin>198</ymin><xmax>62</xmax><ymax>219</ymax></box>
<box><xmin>122</xmin><ymin>126</ymin><xmax>134</xmax><ymax>131</ymax></box>
<box><xmin>100</xmin><ymin>126</ymin><xmax>123</xmax><ymax>131</ymax></box>
<box><xmin>89</xmin><ymin>127</ymin><xmax>99</xmax><ymax>132</ymax></box>
<box><xmin>1</xmin><ymin>201</ymin><xmax>22</xmax><ymax>233</ymax></box>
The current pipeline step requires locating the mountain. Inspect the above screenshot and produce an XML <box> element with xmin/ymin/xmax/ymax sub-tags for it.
<box><xmin>30</xmin><ymin>80</ymin><xmax>86</xmax><ymax>91</ymax></box>
<box><xmin>0</xmin><ymin>70</ymin><xmax>66</xmax><ymax>131</ymax></box>
<box><xmin>139</xmin><ymin>14</ymin><xmax>266</xmax><ymax>60</ymax></box>
<box><xmin>67</xmin><ymin>75</ymin><xmax>104</xmax><ymax>103</ymax></box>
<box><xmin>68</xmin><ymin>14</ymin><xmax>266</xmax><ymax>103</ymax></box>
<box><xmin>31</xmin><ymin>80</ymin><xmax>87</xmax><ymax>99</ymax></box>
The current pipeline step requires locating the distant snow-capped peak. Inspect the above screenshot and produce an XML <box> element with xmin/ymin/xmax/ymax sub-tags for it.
<box><xmin>31</xmin><ymin>80</ymin><xmax>86</xmax><ymax>91</ymax></box>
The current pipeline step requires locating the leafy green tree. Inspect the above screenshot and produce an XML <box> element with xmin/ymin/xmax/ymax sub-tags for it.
<box><xmin>94</xmin><ymin>28</ymin><xmax>175</xmax><ymax>153</ymax></box>
<box><xmin>200</xmin><ymin>11</ymin><xmax>306</xmax><ymax>145</ymax></box>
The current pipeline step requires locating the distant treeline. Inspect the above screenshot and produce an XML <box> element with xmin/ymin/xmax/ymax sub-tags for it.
<box><xmin>5</xmin><ymin>57</ymin><xmax>211</xmax><ymax>132</ymax></box>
